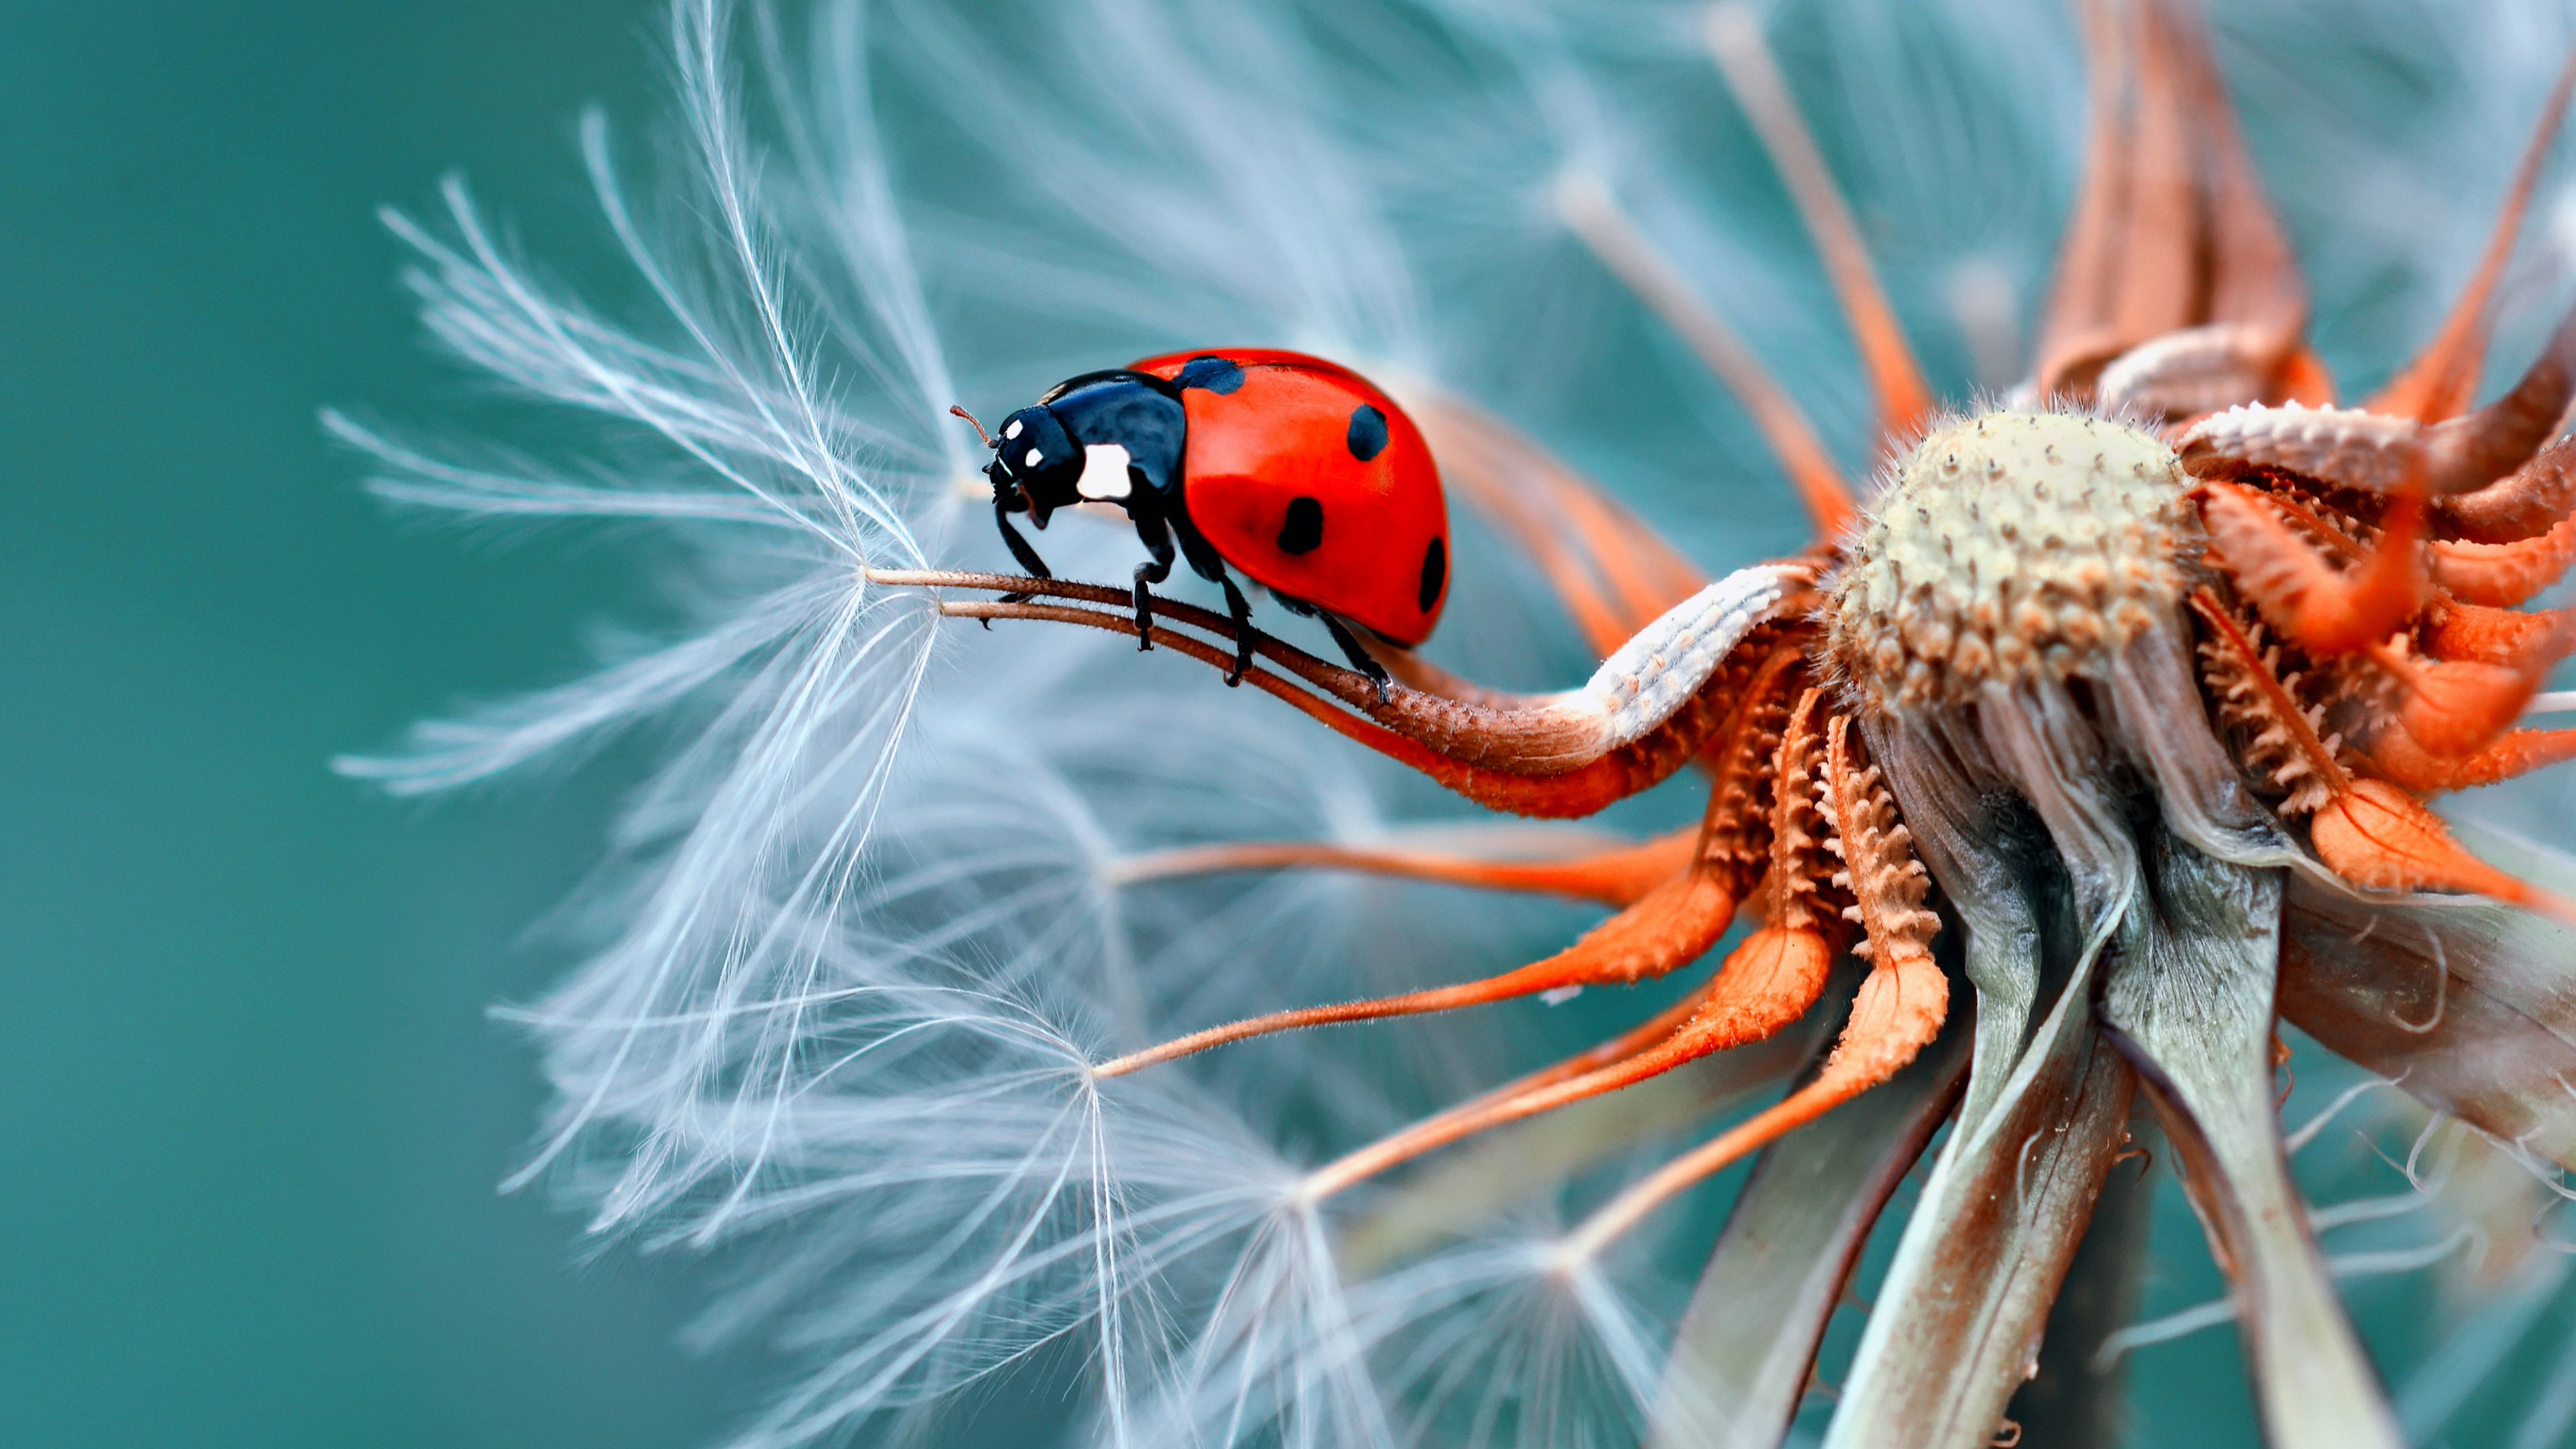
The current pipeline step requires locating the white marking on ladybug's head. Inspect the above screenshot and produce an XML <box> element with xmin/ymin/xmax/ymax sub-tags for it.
<box><xmin>1004</xmin><ymin>418</ymin><xmax>1023</xmax><ymax>440</ymax></box>
<box><xmin>1024</xmin><ymin>447</ymin><xmax>1044</xmax><ymax>470</ymax></box>
<box><xmin>1076</xmin><ymin>442</ymin><xmax>1135</xmax><ymax>501</ymax></box>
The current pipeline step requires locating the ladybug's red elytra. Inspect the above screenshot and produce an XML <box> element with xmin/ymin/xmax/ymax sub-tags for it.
<box><xmin>969</xmin><ymin>349</ymin><xmax>1450</xmax><ymax>692</ymax></box>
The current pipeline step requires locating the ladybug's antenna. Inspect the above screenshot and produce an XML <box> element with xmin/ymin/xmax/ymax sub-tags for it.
<box><xmin>949</xmin><ymin>404</ymin><xmax>998</xmax><ymax>450</ymax></box>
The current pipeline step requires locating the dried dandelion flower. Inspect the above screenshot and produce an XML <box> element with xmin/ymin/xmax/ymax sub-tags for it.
<box><xmin>343</xmin><ymin>0</ymin><xmax>2576</xmax><ymax>1445</ymax></box>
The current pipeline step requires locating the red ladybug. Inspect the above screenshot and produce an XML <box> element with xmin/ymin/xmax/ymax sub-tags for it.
<box><xmin>969</xmin><ymin>349</ymin><xmax>1449</xmax><ymax>691</ymax></box>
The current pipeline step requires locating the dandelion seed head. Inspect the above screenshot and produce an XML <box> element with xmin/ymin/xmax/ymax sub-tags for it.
<box><xmin>1829</xmin><ymin>411</ymin><xmax>2190</xmax><ymax>711</ymax></box>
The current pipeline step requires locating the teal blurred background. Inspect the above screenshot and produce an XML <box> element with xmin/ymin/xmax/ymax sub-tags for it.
<box><xmin>0</xmin><ymin>4</ymin><xmax>743</xmax><ymax>1444</ymax></box>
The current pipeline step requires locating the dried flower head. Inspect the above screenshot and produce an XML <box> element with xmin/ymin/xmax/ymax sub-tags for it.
<box><xmin>344</xmin><ymin>1</ymin><xmax>2576</xmax><ymax>1446</ymax></box>
<box><xmin>1829</xmin><ymin>411</ymin><xmax>2192</xmax><ymax>707</ymax></box>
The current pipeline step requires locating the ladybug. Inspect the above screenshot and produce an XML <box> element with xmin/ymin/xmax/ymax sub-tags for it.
<box><xmin>965</xmin><ymin>349</ymin><xmax>1450</xmax><ymax>692</ymax></box>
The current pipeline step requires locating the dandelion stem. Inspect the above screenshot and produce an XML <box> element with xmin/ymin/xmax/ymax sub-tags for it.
<box><xmin>869</xmin><ymin>566</ymin><xmax>1381</xmax><ymax>704</ymax></box>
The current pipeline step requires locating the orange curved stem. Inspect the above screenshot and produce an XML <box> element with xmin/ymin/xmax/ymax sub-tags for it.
<box><xmin>2370</xmin><ymin>626</ymin><xmax>2567</xmax><ymax>761</ymax></box>
<box><xmin>2430</xmin><ymin>515</ymin><xmax>2576</xmax><ymax>608</ymax></box>
<box><xmin>1555</xmin><ymin>172</ymin><xmax>1858</xmax><ymax>541</ymax></box>
<box><xmin>1092</xmin><ymin>651</ymin><xmax>1814</xmax><ymax>1077</ymax></box>
<box><xmin>1092</xmin><ymin>863</ymin><xmax>1743</xmax><ymax>1078</ymax></box>
<box><xmin>2438</xmin><ymin>436</ymin><xmax>2576</xmax><ymax>543</ymax></box>
<box><xmin>1558</xmin><ymin>714</ymin><xmax>1949</xmax><ymax>1256</ymax></box>
<box><xmin>2199</xmin><ymin>482</ymin><xmax>2426</xmax><ymax>655</ymax></box>
<box><xmin>1705</xmin><ymin>3</ymin><xmax>1934</xmax><ymax>448</ymax></box>
<box><xmin>919</xmin><ymin>588</ymin><xmax>1794</xmax><ymax>818</ymax></box>
<box><xmin>1301</xmin><ymin>926</ymin><xmax>1835</xmax><ymax>1199</ymax></box>
<box><xmin>2420</xmin><ymin>603</ymin><xmax>2575</xmax><ymax>665</ymax></box>
<box><xmin>2310</xmin><ymin>777</ymin><xmax>2576</xmax><ymax>926</ymax></box>
<box><xmin>1560</xmin><ymin>945</ymin><xmax>1947</xmax><ymax>1258</ymax></box>
<box><xmin>1110</xmin><ymin>829</ymin><xmax>1701</xmax><ymax>909</ymax></box>
<box><xmin>2368</xmin><ymin>40</ymin><xmax>2576</xmax><ymax>423</ymax></box>
<box><xmin>2365</xmin><ymin>723</ymin><xmax>2576</xmax><ymax>793</ymax></box>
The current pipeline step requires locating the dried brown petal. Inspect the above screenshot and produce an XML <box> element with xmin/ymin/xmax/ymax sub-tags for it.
<box><xmin>1823</xmin><ymin>941</ymin><xmax>2134</xmax><ymax>1448</ymax></box>
<box><xmin>2102</xmin><ymin>839</ymin><xmax>2404</xmax><ymax>1449</ymax></box>
<box><xmin>1645</xmin><ymin>998</ymin><xmax>1968</xmax><ymax>1449</ymax></box>
<box><xmin>2278</xmin><ymin>880</ymin><xmax>2576</xmax><ymax>1171</ymax></box>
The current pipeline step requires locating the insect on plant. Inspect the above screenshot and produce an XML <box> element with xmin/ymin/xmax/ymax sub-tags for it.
<box><xmin>341</xmin><ymin>0</ymin><xmax>2576</xmax><ymax>1446</ymax></box>
<box><xmin>959</xmin><ymin>349</ymin><xmax>1450</xmax><ymax>690</ymax></box>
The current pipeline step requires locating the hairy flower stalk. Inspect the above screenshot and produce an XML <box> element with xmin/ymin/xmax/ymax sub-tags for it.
<box><xmin>348</xmin><ymin>0</ymin><xmax>2576</xmax><ymax>1445</ymax></box>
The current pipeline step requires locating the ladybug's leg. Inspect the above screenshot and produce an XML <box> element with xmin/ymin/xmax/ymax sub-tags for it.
<box><xmin>1130</xmin><ymin>517</ymin><xmax>1177</xmax><ymax>653</ymax></box>
<box><xmin>1167</xmin><ymin>524</ymin><xmax>1258</xmax><ymax>686</ymax></box>
<box><xmin>1318</xmin><ymin>614</ymin><xmax>1393</xmax><ymax>704</ymax></box>
<box><xmin>990</xmin><ymin>482</ymin><xmax>1053</xmax><ymax>604</ymax></box>
<box><xmin>1271</xmin><ymin>591</ymin><xmax>1391</xmax><ymax>703</ymax></box>
<box><xmin>1207</xmin><ymin>576</ymin><xmax>1257</xmax><ymax>687</ymax></box>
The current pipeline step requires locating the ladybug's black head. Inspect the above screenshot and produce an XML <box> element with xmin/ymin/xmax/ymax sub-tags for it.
<box><xmin>985</xmin><ymin>405</ymin><xmax>1082</xmax><ymax>527</ymax></box>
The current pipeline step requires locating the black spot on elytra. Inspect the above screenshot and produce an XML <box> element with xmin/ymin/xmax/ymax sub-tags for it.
<box><xmin>1346</xmin><ymin>404</ymin><xmax>1389</xmax><ymax>462</ymax></box>
<box><xmin>1277</xmin><ymin>496</ymin><xmax>1325</xmax><ymax>555</ymax></box>
<box><xmin>1417</xmin><ymin>535</ymin><xmax>1446</xmax><ymax>612</ymax></box>
<box><xmin>1175</xmin><ymin>355</ymin><xmax>1244</xmax><ymax>394</ymax></box>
